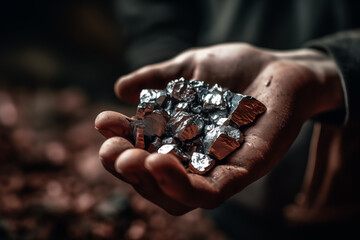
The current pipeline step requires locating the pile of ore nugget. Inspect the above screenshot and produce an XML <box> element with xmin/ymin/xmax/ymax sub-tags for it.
<box><xmin>130</xmin><ymin>78</ymin><xmax>266</xmax><ymax>174</ymax></box>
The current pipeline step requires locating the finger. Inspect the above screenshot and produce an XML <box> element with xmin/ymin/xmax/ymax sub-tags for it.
<box><xmin>95</xmin><ymin>111</ymin><xmax>133</xmax><ymax>139</ymax></box>
<box><xmin>114</xmin><ymin>148</ymin><xmax>150</xmax><ymax>184</ymax></box>
<box><xmin>115</xmin><ymin>149</ymin><xmax>194</xmax><ymax>215</ymax></box>
<box><xmin>143</xmin><ymin>115</ymin><xmax>287</xmax><ymax>210</ymax></box>
<box><xmin>115</xmin><ymin>60</ymin><xmax>193</xmax><ymax>103</ymax></box>
<box><xmin>145</xmin><ymin>153</ymin><xmax>228</xmax><ymax>209</ymax></box>
<box><xmin>99</xmin><ymin>137</ymin><xmax>134</xmax><ymax>179</ymax></box>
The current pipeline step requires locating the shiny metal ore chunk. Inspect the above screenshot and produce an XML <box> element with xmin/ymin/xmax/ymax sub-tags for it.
<box><xmin>202</xmin><ymin>84</ymin><xmax>227</xmax><ymax>110</ymax></box>
<box><xmin>158</xmin><ymin>144</ymin><xmax>189</xmax><ymax>162</ymax></box>
<box><xmin>140</xmin><ymin>89</ymin><xmax>167</xmax><ymax>106</ymax></box>
<box><xmin>162</xmin><ymin>137</ymin><xmax>176</xmax><ymax>145</ymax></box>
<box><xmin>132</xmin><ymin>123</ymin><xmax>145</xmax><ymax>149</ymax></box>
<box><xmin>153</xmin><ymin>109</ymin><xmax>170</xmax><ymax>121</ymax></box>
<box><xmin>174</xmin><ymin>102</ymin><xmax>189</xmax><ymax>113</ymax></box>
<box><xmin>166</xmin><ymin>77</ymin><xmax>196</xmax><ymax>102</ymax></box>
<box><xmin>203</xmin><ymin>125</ymin><xmax>243</xmax><ymax>160</ymax></box>
<box><xmin>191</xmin><ymin>104</ymin><xmax>202</xmax><ymax>114</ymax></box>
<box><xmin>142</xmin><ymin>112</ymin><xmax>167</xmax><ymax>137</ymax></box>
<box><xmin>167</xmin><ymin>112</ymin><xmax>204</xmax><ymax>141</ymax></box>
<box><xmin>189</xmin><ymin>152</ymin><xmax>215</xmax><ymax>174</ymax></box>
<box><xmin>228</xmin><ymin>94</ymin><xmax>266</xmax><ymax>126</ymax></box>
<box><xmin>216</xmin><ymin>118</ymin><xmax>230</xmax><ymax>126</ymax></box>
<box><xmin>189</xmin><ymin>79</ymin><xmax>209</xmax><ymax>99</ymax></box>
<box><xmin>148</xmin><ymin>137</ymin><xmax>162</xmax><ymax>153</ymax></box>
<box><xmin>136</xmin><ymin>102</ymin><xmax>155</xmax><ymax>119</ymax></box>
<box><xmin>208</xmin><ymin>109</ymin><xmax>228</xmax><ymax>124</ymax></box>
<box><xmin>129</xmin><ymin>78</ymin><xmax>266</xmax><ymax>174</ymax></box>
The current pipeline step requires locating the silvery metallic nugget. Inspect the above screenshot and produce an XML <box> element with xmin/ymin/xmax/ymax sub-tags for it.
<box><xmin>208</xmin><ymin>109</ymin><xmax>228</xmax><ymax>123</ymax></box>
<box><xmin>189</xmin><ymin>152</ymin><xmax>215</xmax><ymax>174</ymax></box>
<box><xmin>129</xmin><ymin>78</ymin><xmax>266</xmax><ymax>175</ymax></box>
<box><xmin>136</xmin><ymin>102</ymin><xmax>154</xmax><ymax>119</ymax></box>
<box><xmin>203</xmin><ymin>125</ymin><xmax>242</xmax><ymax>160</ymax></box>
<box><xmin>191</xmin><ymin>104</ymin><xmax>202</xmax><ymax>114</ymax></box>
<box><xmin>166</xmin><ymin>78</ymin><xmax>196</xmax><ymax>102</ymax></box>
<box><xmin>158</xmin><ymin>144</ymin><xmax>189</xmax><ymax>162</ymax></box>
<box><xmin>202</xmin><ymin>84</ymin><xmax>227</xmax><ymax>110</ymax></box>
<box><xmin>190</xmin><ymin>79</ymin><xmax>209</xmax><ymax>99</ymax></box>
<box><xmin>167</xmin><ymin>112</ymin><xmax>203</xmax><ymax>141</ymax></box>
<box><xmin>162</xmin><ymin>137</ymin><xmax>176</xmax><ymax>145</ymax></box>
<box><xmin>174</xmin><ymin>102</ymin><xmax>189</xmax><ymax>113</ymax></box>
<box><xmin>140</xmin><ymin>89</ymin><xmax>166</xmax><ymax>106</ymax></box>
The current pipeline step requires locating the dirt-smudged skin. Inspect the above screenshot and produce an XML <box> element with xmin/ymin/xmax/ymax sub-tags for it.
<box><xmin>129</xmin><ymin>78</ymin><xmax>266</xmax><ymax>174</ymax></box>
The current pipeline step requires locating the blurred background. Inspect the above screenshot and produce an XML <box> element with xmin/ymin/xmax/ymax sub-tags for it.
<box><xmin>0</xmin><ymin>1</ymin><xmax>228</xmax><ymax>239</ymax></box>
<box><xmin>2</xmin><ymin>1</ymin><xmax>360</xmax><ymax>239</ymax></box>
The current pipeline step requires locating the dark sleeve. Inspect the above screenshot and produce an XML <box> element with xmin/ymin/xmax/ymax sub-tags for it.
<box><xmin>305</xmin><ymin>29</ymin><xmax>360</xmax><ymax>124</ymax></box>
<box><xmin>115</xmin><ymin>0</ymin><xmax>199</xmax><ymax>71</ymax></box>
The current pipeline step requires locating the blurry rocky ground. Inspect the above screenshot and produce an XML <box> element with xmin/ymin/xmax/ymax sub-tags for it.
<box><xmin>0</xmin><ymin>88</ymin><xmax>227</xmax><ymax>240</ymax></box>
<box><xmin>0</xmin><ymin>1</ymin><xmax>228</xmax><ymax>239</ymax></box>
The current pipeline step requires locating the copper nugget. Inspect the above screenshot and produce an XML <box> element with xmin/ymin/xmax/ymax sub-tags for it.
<box><xmin>148</xmin><ymin>137</ymin><xmax>162</xmax><ymax>153</ymax></box>
<box><xmin>228</xmin><ymin>94</ymin><xmax>266</xmax><ymax>126</ymax></box>
<box><xmin>133</xmin><ymin>123</ymin><xmax>145</xmax><ymax>149</ymax></box>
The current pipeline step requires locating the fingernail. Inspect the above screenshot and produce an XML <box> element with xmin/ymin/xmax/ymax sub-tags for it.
<box><xmin>98</xmin><ymin>128</ymin><xmax>115</xmax><ymax>138</ymax></box>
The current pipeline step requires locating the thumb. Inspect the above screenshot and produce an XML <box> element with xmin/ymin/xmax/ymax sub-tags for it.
<box><xmin>115</xmin><ymin>60</ymin><xmax>194</xmax><ymax>103</ymax></box>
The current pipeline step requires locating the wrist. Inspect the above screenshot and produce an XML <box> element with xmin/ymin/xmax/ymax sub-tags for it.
<box><xmin>274</xmin><ymin>48</ymin><xmax>345</xmax><ymax>119</ymax></box>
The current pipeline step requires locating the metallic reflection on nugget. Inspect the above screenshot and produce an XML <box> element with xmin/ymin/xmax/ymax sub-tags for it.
<box><xmin>130</xmin><ymin>78</ymin><xmax>266</xmax><ymax>174</ymax></box>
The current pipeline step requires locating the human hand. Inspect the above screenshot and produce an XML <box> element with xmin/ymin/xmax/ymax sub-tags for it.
<box><xmin>96</xmin><ymin>43</ymin><xmax>344</xmax><ymax>215</ymax></box>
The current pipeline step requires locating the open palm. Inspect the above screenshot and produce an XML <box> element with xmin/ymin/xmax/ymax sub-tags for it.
<box><xmin>95</xmin><ymin>43</ymin><xmax>343</xmax><ymax>215</ymax></box>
